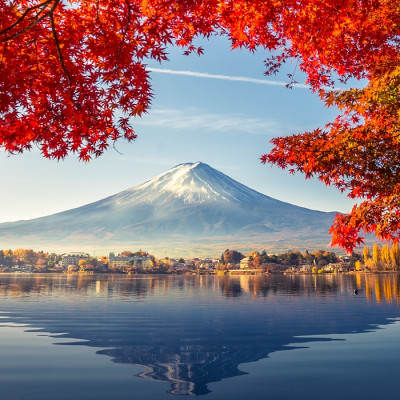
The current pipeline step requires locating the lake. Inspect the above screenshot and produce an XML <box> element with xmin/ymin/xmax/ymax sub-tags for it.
<box><xmin>0</xmin><ymin>273</ymin><xmax>399</xmax><ymax>399</ymax></box>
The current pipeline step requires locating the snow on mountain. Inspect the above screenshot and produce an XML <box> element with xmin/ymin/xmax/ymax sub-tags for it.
<box><xmin>97</xmin><ymin>161</ymin><xmax>277</xmax><ymax>207</ymax></box>
<box><xmin>0</xmin><ymin>162</ymin><xmax>338</xmax><ymax>253</ymax></box>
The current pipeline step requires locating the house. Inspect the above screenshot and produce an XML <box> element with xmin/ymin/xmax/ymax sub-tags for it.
<box><xmin>338</xmin><ymin>255</ymin><xmax>351</xmax><ymax>267</ymax></box>
<box><xmin>324</xmin><ymin>263</ymin><xmax>343</xmax><ymax>273</ymax></box>
<box><xmin>300</xmin><ymin>265</ymin><xmax>312</xmax><ymax>272</ymax></box>
<box><xmin>240</xmin><ymin>257</ymin><xmax>251</xmax><ymax>269</ymax></box>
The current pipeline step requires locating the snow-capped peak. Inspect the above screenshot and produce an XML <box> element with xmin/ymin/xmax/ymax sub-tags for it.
<box><xmin>99</xmin><ymin>162</ymin><xmax>275</xmax><ymax>208</ymax></box>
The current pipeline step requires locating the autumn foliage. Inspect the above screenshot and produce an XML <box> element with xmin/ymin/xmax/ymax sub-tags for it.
<box><xmin>260</xmin><ymin>3</ymin><xmax>400</xmax><ymax>251</ymax></box>
<box><xmin>1</xmin><ymin>0</ymin><xmax>400</xmax><ymax>249</ymax></box>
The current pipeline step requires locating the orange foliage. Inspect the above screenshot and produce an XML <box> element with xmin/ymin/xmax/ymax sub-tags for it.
<box><xmin>264</xmin><ymin>67</ymin><xmax>400</xmax><ymax>251</ymax></box>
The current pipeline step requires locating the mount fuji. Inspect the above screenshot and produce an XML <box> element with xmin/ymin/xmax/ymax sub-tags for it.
<box><xmin>0</xmin><ymin>162</ymin><xmax>338</xmax><ymax>255</ymax></box>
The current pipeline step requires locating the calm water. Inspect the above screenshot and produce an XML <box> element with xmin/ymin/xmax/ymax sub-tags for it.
<box><xmin>0</xmin><ymin>273</ymin><xmax>400</xmax><ymax>399</ymax></box>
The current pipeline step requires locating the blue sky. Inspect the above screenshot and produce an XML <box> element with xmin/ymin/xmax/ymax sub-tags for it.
<box><xmin>0</xmin><ymin>36</ymin><xmax>356</xmax><ymax>223</ymax></box>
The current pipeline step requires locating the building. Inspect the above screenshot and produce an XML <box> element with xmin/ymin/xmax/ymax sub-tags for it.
<box><xmin>111</xmin><ymin>256</ymin><xmax>152</xmax><ymax>270</ymax></box>
<box><xmin>110</xmin><ymin>256</ymin><xmax>132</xmax><ymax>269</ymax></box>
<box><xmin>300</xmin><ymin>265</ymin><xmax>312</xmax><ymax>272</ymax></box>
<box><xmin>240</xmin><ymin>257</ymin><xmax>251</xmax><ymax>269</ymax></box>
<box><xmin>61</xmin><ymin>252</ymin><xmax>90</xmax><ymax>268</ymax></box>
<box><xmin>339</xmin><ymin>255</ymin><xmax>351</xmax><ymax>266</ymax></box>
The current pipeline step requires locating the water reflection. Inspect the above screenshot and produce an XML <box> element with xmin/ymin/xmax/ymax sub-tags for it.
<box><xmin>0</xmin><ymin>273</ymin><xmax>400</xmax><ymax>396</ymax></box>
<box><xmin>2</xmin><ymin>273</ymin><xmax>400</xmax><ymax>303</ymax></box>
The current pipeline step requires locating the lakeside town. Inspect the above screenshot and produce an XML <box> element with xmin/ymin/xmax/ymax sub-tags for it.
<box><xmin>0</xmin><ymin>243</ymin><xmax>399</xmax><ymax>274</ymax></box>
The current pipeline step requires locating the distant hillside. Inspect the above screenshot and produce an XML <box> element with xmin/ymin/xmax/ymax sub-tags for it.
<box><xmin>0</xmin><ymin>162</ymin><xmax>337</xmax><ymax>256</ymax></box>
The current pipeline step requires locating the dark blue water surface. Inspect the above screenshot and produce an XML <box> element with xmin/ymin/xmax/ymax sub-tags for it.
<box><xmin>0</xmin><ymin>273</ymin><xmax>400</xmax><ymax>399</ymax></box>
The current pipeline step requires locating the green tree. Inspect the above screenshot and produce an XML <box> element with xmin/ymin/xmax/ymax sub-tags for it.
<box><xmin>312</xmin><ymin>250</ymin><xmax>338</xmax><ymax>267</ymax></box>
<box><xmin>46</xmin><ymin>253</ymin><xmax>59</xmax><ymax>269</ymax></box>
<box><xmin>303</xmin><ymin>250</ymin><xmax>314</xmax><ymax>265</ymax></box>
<box><xmin>281</xmin><ymin>251</ymin><xmax>302</xmax><ymax>266</ymax></box>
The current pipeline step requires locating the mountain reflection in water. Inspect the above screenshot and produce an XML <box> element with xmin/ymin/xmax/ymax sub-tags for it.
<box><xmin>0</xmin><ymin>273</ymin><xmax>400</xmax><ymax>396</ymax></box>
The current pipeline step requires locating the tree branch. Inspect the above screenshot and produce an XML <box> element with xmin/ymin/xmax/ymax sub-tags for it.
<box><xmin>0</xmin><ymin>0</ymin><xmax>54</xmax><ymax>36</ymax></box>
<box><xmin>49</xmin><ymin>8</ymin><xmax>72</xmax><ymax>84</ymax></box>
<box><xmin>114</xmin><ymin>0</ymin><xmax>132</xmax><ymax>67</ymax></box>
<box><xmin>0</xmin><ymin>42</ymin><xmax>7</xmax><ymax>69</ymax></box>
<box><xmin>0</xmin><ymin>0</ymin><xmax>60</xmax><ymax>43</ymax></box>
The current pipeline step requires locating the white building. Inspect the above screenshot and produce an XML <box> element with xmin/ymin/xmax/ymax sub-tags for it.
<box><xmin>61</xmin><ymin>252</ymin><xmax>90</xmax><ymax>268</ymax></box>
<box><xmin>111</xmin><ymin>256</ymin><xmax>152</xmax><ymax>270</ymax></box>
<box><xmin>240</xmin><ymin>257</ymin><xmax>251</xmax><ymax>269</ymax></box>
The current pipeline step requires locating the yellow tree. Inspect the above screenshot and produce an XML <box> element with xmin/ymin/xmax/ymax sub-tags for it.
<box><xmin>363</xmin><ymin>246</ymin><xmax>370</xmax><ymax>265</ymax></box>
<box><xmin>390</xmin><ymin>242</ymin><xmax>400</xmax><ymax>271</ymax></box>
<box><xmin>372</xmin><ymin>243</ymin><xmax>381</xmax><ymax>270</ymax></box>
<box><xmin>78</xmin><ymin>259</ymin><xmax>87</xmax><ymax>270</ymax></box>
<box><xmin>13</xmin><ymin>248</ymin><xmax>28</xmax><ymax>264</ymax></box>
<box><xmin>355</xmin><ymin>260</ymin><xmax>362</xmax><ymax>271</ymax></box>
<box><xmin>365</xmin><ymin>258</ymin><xmax>375</xmax><ymax>271</ymax></box>
<box><xmin>311</xmin><ymin>266</ymin><xmax>318</xmax><ymax>274</ymax></box>
<box><xmin>381</xmin><ymin>244</ymin><xmax>391</xmax><ymax>270</ymax></box>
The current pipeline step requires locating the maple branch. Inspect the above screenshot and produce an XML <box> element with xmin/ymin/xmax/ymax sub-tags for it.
<box><xmin>90</xmin><ymin>0</ymin><xmax>105</xmax><ymax>35</ymax></box>
<box><xmin>114</xmin><ymin>0</ymin><xmax>132</xmax><ymax>68</ymax></box>
<box><xmin>0</xmin><ymin>0</ymin><xmax>54</xmax><ymax>36</ymax></box>
<box><xmin>0</xmin><ymin>0</ymin><xmax>59</xmax><ymax>43</ymax></box>
<box><xmin>49</xmin><ymin>9</ymin><xmax>72</xmax><ymax>84</ymax></box>
<box><xmin>0</xmin><ymin>42</ymin><xmax>6</xmax><ymax>68</ymax></box>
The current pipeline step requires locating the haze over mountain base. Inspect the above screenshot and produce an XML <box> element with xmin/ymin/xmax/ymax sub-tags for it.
<box><xmin>0</xmin><ymin>234</ymin><xmax>335</xmax><ymax>258</ymax></box>
<box><xmin>0</xmin><ymin>162</ymin><xmax>337</xmax><ymax>256</ymax></box>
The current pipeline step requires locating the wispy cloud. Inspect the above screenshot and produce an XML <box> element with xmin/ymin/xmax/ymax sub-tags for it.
<box><xmin>148</xmin><ymin>67</ymin><xmax>310</xmax><ymax>90</ymax></box>
<box><xmin>135</xmin><ymin>108</ymin><xmax>291</xmax><ymax>136</ymax></box>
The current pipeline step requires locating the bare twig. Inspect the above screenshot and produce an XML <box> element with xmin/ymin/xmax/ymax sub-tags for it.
<box><xmin>112</xmin><ymin>141</ymin><xmax>124</xmax><ymax>155</ymax></box>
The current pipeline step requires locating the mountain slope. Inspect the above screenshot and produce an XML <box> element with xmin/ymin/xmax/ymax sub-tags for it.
<box><xmin>0</xmin><ymin>162</ymin><xmax>338</xmax><ymax>254</ymax></box>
